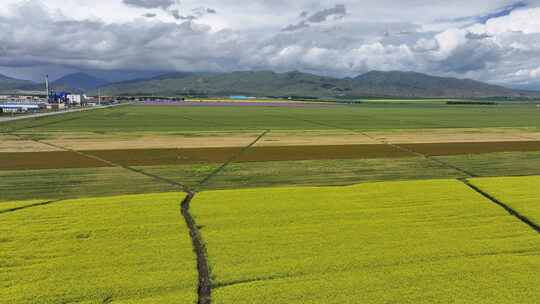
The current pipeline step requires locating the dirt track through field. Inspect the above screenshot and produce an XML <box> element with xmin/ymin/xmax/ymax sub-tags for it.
<box><xmin>278</xmin><ymin>114</ymin><xmax>478</xmax><ymax>177</ymax></box>
<box><xmin>181</xmin><ymin>192</ymin><xmax>212</xmax><ymax>304</ymax></box>
<box><xmin>197</xmin><ymin>130</ymin><xmax>270</xmax><ymax>188</ymax></box>
<box><xmin>182</xmin><ymin>129</ymin><xmax>271</xmax><ymax>303</ymax></box>
<box><xmin>460</xmin><ymin>179</ymin><xmax>540</xmax><ymax>233</ymax></box>
<box><xmin>5</xmin><ymin>121</ymin><xmax>216</xmax><ymax>303</ymax></box>
<box><xmin>7</xmin><ymin>133</ymin><xmax>190</xmax><ymax>191</ymax></box>
<box><xmin>1</xmin><ymin>113</ymin><xmax>270</xmax><ymax>304</ymax></box>
<box><xmin>179</xmin><ymin>115</ymin><xmax>242</xmax><ymax>128</ymax></box>
<box><xmin>0</xmin><ymin>115</ymin><xmax>88</xmax><ymax>133</ymax></box>
<box><xmin>382</xmin><ymin>142</ymin><xmax>477</xmax><ymax>177</ymax></box>
<box><xmin>0</xmin><ymin>199</ymin><xmax>63</xmax><ymax>214</ymax></box>
<box><xmin>7</xmin><ymin>131</ymin><xmax>212</xmax><ymax>303</ymax></box>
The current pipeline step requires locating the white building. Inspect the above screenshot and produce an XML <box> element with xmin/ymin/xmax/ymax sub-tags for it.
<box><xmin>0</xmin><ymin>103</ymin><xmax>45</xmax><ymax>113</ymax></box>
<box><xmin>67</xmin><ymin>94</ymin><xmax>86</xmax><ymax>105</ymax></box>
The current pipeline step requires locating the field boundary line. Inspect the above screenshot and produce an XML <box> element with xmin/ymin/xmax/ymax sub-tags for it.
<box><xmin>0</xmin><ymin>103</ymin><xmax>129</xmax><ymax>133</ymax></box>
<box><xmin>181</xmin><ymin>192</ymin><xmax>212</xmax><ymax>304</ymax></box>
<box><xmin>0</xmin><ymin>199</ymin><xmax>63</xmax><ymax>214</ymax></box>
<box><xmin>0</xmin><ymin>103</ymin><xmax>128</xmax><ymax>127</ymax></box>
<box><xmin>197</xmin><ymin>130</ymin><xmax>270</xmax><ymax>188</ymax></box>
<box><xmin>281</xmin><ymin>115</ymin><xmax>477</xmax><ymax>178</ymax></box>
<box><xmin>1</xmin><ymin>115</ymin><xmax>89</xmax><ymax>134</ymax></box>
<box><xmin>179</xmin><ymin>115</ymin><xmax>241</xmax><ymax>128</ymax></box>
<box><xmin>460</xmin><ymin>179</ymin><xmax>540</xmax><ymax>233</ymax></box>
<box><xmin>9</xmin><ymin>133</ymin><xmax>191</xmax><ymax>192</ymax></box>
<box><xmin>379</xmin><ymin>142</ymin><xmax>478</xmax><ymax>178</ymax></box>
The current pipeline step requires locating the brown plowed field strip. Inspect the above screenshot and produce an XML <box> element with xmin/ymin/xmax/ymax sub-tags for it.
<box><xmin>236</xmin><ymin>144</ymin><xmax>409</xmax><ymax>162</ymax></box>
<box><xmin>400</xmin><ymin>141</ymin><xmax>540</xmax><ymax>156</ymax></box>
<box><xmin>0</xmin><ymin>151</ymin><xmax>112</xmax><ymax>170</ymax></box>
<box><xmin>89</xmin><ymin>147</ymin><xmax>243</xmax><ymax>166</ymax></box>
<box><xmin>3</xmin><ymin>141</ymin><xmax>540</xmax><ymax>171</ymax></box>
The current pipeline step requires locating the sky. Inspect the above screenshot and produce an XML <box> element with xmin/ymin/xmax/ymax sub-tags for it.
<box><xmin>1</xmin><ymin>0</ymin><xmax>540</xmax><ymax>88</ymax></box>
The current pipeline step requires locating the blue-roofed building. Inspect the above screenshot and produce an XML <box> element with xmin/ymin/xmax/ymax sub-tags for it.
<box><xmin>0</xmin><ymin>102</ymin><xmax>46</xmax><ymax>113</ymax></box>
<box><xmin>229</xmin><ymin>95</ymin><xmax>256</xmax><ymax>100</ymax></box>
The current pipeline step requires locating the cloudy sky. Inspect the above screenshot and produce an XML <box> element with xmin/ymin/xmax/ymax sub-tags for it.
<box><xmin>2</xmin><ymin>0</ymin><xmax>540</xmax><ymax>88</ymax></box>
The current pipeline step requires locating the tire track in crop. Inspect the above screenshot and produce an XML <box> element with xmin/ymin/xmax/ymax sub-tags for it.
<box><xmin>0</xmin><ymin>115</ymin><xmax>88</xmax><ymax>134</ymax></box>
<box><xmin>0</xmin><ymin>104</ymin><xmax>127</xmax><ymax>133</ymax></box>
<box><xmin>460</xmin><ymin>179</ymin><xmax>540</xmax><ymax>233</ymax></box>
<box><xmin>10</xmin><ymin>128</ymin><xmax>266</xmax><ymax>304</ymax></box>
<box><xmin>0</xmin><ymin>199</ymin><xmax>63</xmax><ymax>214</ymax></box>
<box><xmin>282</xmin><ymin>115</ymin><xmax>477</xmax><ymax>178</ymax></box>
<box><xmin>377</xmin><ymin>141</ymin><xmax>478</xmax><ymax>178</ymax></box>
<box><xmin>9</xmin><ymin>132</ymin><xmax>208</xmax><ymax>303</ymax></box>
<box><xmin>181</xmin><ymin>192</ymin><xmax>212</xmax><ymax>304</ymax></box>
<box><xmin>184</xmin><ymin>129</ymin><xmax>270</xmax><ymax>302</ymax></box>
<box><xmin>197</xmin><ymin>130</ymin><xmax>270</xmax><ymax>188</ymax></box>
<box><xmin>179</xmin><ymin>115</ymin><xmax>241</xmax><ymax>128</ymax></box>
<box><xmin>4</xmin><ymin>105</ymin><xmax>217</xmax><ymax>304</ymax></box>
<box><xmin>9</xmin><ymin>132</ymin><xmax>208</xmax><ymax>304</ymax></box>
<box><xmin>9</xmin><ymin>133</ymin><xmax>190</xmax><ymax>191</ymax></box>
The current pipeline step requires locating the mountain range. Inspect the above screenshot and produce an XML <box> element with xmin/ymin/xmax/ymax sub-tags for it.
<box><xmin>0</xmin><ymin>74</ymin><xmax>35</xmax><ymax>91</ymax></box>
<box><xmin>51</xmin><ymin>72</ymin><xmax>109</xmax><ymax>92</ymax></box>
<box><xmin>94</xmin><ymin>70</ymin><xmax>537</xmax><ymax>98</ymax></box>
<box><xmin>1</xmin><ymin>70</ymin><xmax>539</xmax><ymax>99</ymax></box>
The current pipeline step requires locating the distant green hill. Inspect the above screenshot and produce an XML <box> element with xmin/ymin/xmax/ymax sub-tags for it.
<box><xmin>95</xmin><ymin>70</ymin><xmax>536</xmax><ymax>98</ymax></box>
<box><xmin>17</xmin><ymin>73</ymin><xmax>110</xmax><ymax>93</ymax></box>
<box><xmin>0</xmin><ymin>74</ymin><xmax>36</xmax><ymax>92</ymax></box>
<box><xmin>51</xmin><ymin>72</ymin><xmax>109</xmax><ymax>92</ymax></box>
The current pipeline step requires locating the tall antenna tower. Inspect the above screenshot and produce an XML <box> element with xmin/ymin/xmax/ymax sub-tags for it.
<box><xmin>45</xmin><ymin>74</ymin><xmax>49</xmax><ymax>102</ymax></box>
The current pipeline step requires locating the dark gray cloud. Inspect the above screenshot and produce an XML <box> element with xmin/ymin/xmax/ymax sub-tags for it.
<box><xmin>123</xmin><ymin>0</ymin><xmax>177</xmax><ymax>10</ymax></box>
<box><xmin>283</xmin><ymin>4</ymin><xmax>347</xmax><ymax>32</ymax></box>
<box><xmin>142</xmin><ymin>13</ymin><xmax>157</xmax><ymax>18</ymax></box>
<box><xmin>170</xmin><ymin>6</ymin><xmax>217</xmax><ymax>20</ymax></box>
<box><xmin>441</xmin><ymin>1</ymin><xmax>528</xmax><ymax>25</ymax></box>
<box><xmin>434</xmin><ymin>40</ymin><xmax>501</xmax><ymax>73</ymax></box>
<box><xmin>282</xmin><ymin>21</ymin><xmax>309</xmax><ymax>32</ymax></box>
<box><xmin>307</xmin><ymin>4</ymin><xmax>346</xmax><ymax>23</ymax></box>
<box><xmin>170</xmin><ymin>9</ymin><xmax>196</xmax><ymax>20</ymax></box>
<box><xmin>466</xmin><ymin>32</ymin><xmax>491</xmax><ymax>40</ymax></box>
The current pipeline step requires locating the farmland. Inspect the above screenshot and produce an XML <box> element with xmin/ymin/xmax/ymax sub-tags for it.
<box><xmin>1</xmin><ymin>101</ymin><xmax>540</xmax><ymax>303</ymax></box>
<box><xmin>191</xmin><ymin>180</ymin><xmax>540</xmax><ymax>303</ymax></box>
<box><xmin>0</xmin><ymin>193</ymin><xmax>197</xmax><ymax>303</ymax></box>
<box><xmin>2</xmin><ymin>103</ymin><xmax>540</xmax><ymax>133</ymax></box>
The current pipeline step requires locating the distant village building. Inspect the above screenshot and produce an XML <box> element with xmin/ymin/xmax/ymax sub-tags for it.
<box><xmin>67</xmin><ymin>94</ymin><xmax>86</xmax><ymax>105</ymax></box>
<box><xmin>0</xmin><ymin>102</ymin><xmax>47</xmax><ymax>113</ymax></box>
<box><xmin>230</xmin><ymin>95</ymin><xmax>256</xmax><ymax>100</ymax></box>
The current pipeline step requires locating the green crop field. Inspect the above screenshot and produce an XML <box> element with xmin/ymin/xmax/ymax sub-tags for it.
<box><xmin>200</xmin><ymin>157</ymin><xmax>466</xmax><ymax>190</ymax></box>
<box><xmin>0</xmin><ymin>192</ymin><xmax>197</xmax><ymax>303</ymax></box>
<box><xmin>191</xmin><ymin>180</ymin><xmax>540</xmax><ymax>303</ymax></box>
<box><xmin>470</xmin><ymin>175</ymin><xmax>540</xmax><ymax>225</ymax></box>
<box><xmin>0</xmin><ymin>164</ymin><xmax>221</xmax><ymax>202</ymax></box>
<box><xmin>0</xmin><ymin>167</ymin><xmax>178</xmax><ymax>202</ymax></box>
<box><xmin>2</xmin><ymin>103</ymin><xmax>540</xmax><ymax>133</ymax></box>
<box><xmin>436</xmin><ymin>152</ymin><xmax>540</xmax><ymax>177</ymax></box>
